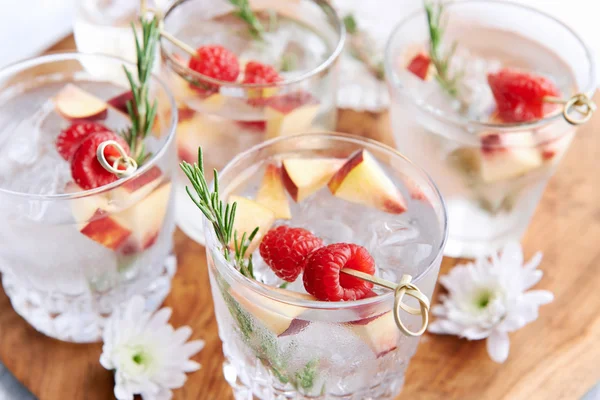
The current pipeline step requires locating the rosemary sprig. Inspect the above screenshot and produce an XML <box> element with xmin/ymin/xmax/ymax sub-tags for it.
<box><xmin>180</xmin><ymin>148</ymin><xmax>258</xmax><ymax>278</ymax></box>
<box><xmin>343</xmin><ymin>14</ymin><xmax>385</xmax><ymax>81</ymax></box>
<box><xmin>121</xmin><ymin>16</ymin><xmax>160</xmax><ymax>165</ymax></box>
<box><xmin>229</xmin><ymin>0</ymin><xmax>265</xmax><ymax>40</ymax></box>
<box><xmin>424</xmin><ymin>1</ymin><xmax>461</xmax><ymax>97</ymax></box>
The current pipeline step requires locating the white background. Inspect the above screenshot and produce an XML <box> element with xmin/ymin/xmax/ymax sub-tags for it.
<box><xmin>0</xmin><ymin>0</ymin><xmax>599</xmax><ymax>71</ymax></box>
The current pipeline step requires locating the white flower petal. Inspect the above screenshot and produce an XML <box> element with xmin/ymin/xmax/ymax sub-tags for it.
<box><xmin>115</xmin><ymin>384</ymin><xmax>135</xmax><ymax>400</ymax></box>
<box><xmin>183</xmin><ymin>360</ymin><xmax>202</xmax><ymax>372</ymax></box>
<box><xmin>180</xmin><ymin>340</ymin><xmax>206</xmax><ymax>358</ymax></box>
<box><xmin>141</xmin><ymin>387</ymin><xmax>173</xmax><ymax>400</ymax></box>
<box><xmin>100</xmin><ymin>296</ymin><xmax>204</xmax><ymax>400</ymax></box>
<box><xmin>486</xmin><ymin>331</ymin><xmax>510</xmax><ymax>363</ymax></box>
<box><xmin>524</xmin><ymin>251</ymin><xmax>543</xmax><ymax>271</ymax></box>
<box><xmin>523</xmin><ymin>290</ymin><xmax>554</xmax><ymax>306</ymax></box>
<box><xmin>499</xmin><ymin>241</ymin><xmax>523</xmax><ymax>267</ymax></box>
<box><xmin>429</xmin><ymin>243</ymin><xmax>551</xmax><ymax>356</ymax></box>
<box><xmin>172</xmin><ymin>326</ymin><xmax>193</xmax><ymax>345</ymax></box>
<box><xmin>461</xmin><ymin>326</ymin><xmax>492</xmax><ymax>341</ymax></box>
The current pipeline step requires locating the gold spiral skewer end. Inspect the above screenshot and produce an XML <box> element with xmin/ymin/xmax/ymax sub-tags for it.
<box><xmin>340</xmin><ymin>269</ymin><xmax>430</xmax><ymax>337</ymax></box>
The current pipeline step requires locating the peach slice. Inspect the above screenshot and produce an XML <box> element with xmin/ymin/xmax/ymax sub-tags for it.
<box><xmin>402</xmin><ymin>175</ymin><xmax>427</xmax><ymax>201</ymax></box>
<box><xmin>255</xmin><ymin>164</ymin><xmax>291</xmax><ymax>219</ymax></box>
<box><xmin>80</xmin><ymin>209</ymin><xmax>132</xmax><ymax>250</ymax></box>
<box><xmin>328</xmin><ymin>150</ymin><xmax>407</xmax><ymax>214</ymax></box>
<box><xmin>109</xmin><ymin>166</ymin><xmax>164</xmax><ymax>207</ymax></box>
<box><xmin>346</xmin><ymin>311</ymin><xmax>400</xmax><ymax>357</ymax></box>
<box><xmin>406</xmin><ymin>52</ymin><xmax>433</xmax><ymax>80</ymax></box>
<box><xmin>229</xmin><ymin>285</ymin><xmax>314</xmax><ymax>336</ymax></box>
<box><xmin>479</xmin><ymin>131</ymin><xmax>542</xmax><ymax>182</ymax></box>
<box><xmin>54</xmin><ymin>84</ymin><xmax>108</xmax><ymax>121</ymax></box>
<box><xmin>228</xmin><ymin>195</ymin><xmax>276</xmax><ymax>253</ymax></box>
<box><xmin>281</xmin><ymin>158</ymin><xmax>345</xmax><ymax>202</ymax></box>
<box><xmin>175</xmin><ymin>113</ymin><xmax>226</xmax><ymax>164</ymax></box>
<box><xmin>65</xmin><ymin>182</ymin><xmax>109</xmax><ymax>226</ymax></box>
<box><xmin>107</xmin><ymin>91</ymin><xmax>134</xmax><ymax>115</ymax></box>
<box><xmin>65</xmin><ymin>183</ymin><xmax>132</xmax><ymax>249</ymax></box>
<box><xmin>264</xmin><ymin>92</ymin><xmax>320</xmax><ymax>139</ymax></box>
<box><xmin>116</xmin><ymin>182</ymin><xmax>172</xmax><ymax>254</ymax></box>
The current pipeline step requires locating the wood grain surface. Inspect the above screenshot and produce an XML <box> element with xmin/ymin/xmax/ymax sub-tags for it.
<box><xmin>0</xmin><ymin>36</ymin><xmax>599</xmax><ymax>400</ymax></box>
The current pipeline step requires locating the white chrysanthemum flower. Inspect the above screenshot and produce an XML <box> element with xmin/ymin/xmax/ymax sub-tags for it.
<box><xmin>100</xmin><ymin>296</ymin><xmax>205</xmax><ymax>400</ymax></box>
<box><xmin>428</xmin><ymin>242</ymin><xmax>553</xmax><ymax>363</ymax></box>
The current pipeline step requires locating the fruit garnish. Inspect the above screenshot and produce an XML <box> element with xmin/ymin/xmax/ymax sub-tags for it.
<box><xmin>282</xmin><ymin>158</ymin><xmax>344</xmax><ymax>202</ymax></box>
<box><xmin>228</xmin><ymin>195</ymin><xmax>276</xmax><ymax>254</ymax></box>
<box><xmin>479</xmin><ymin>131</ymin><xmax>542</xmax><ymax>182</ymax></box>
<box><xmin>423</xmin><ymin>1</ymin><xmax>461</xmax><ymax>97</ymax></box>
<box><xmin>236</xmin><ymin>120</ymin><xmax>267</xmax><ymax>132</ymax></box>
<box><xmin>407</xmin><ymin>52</ymin><xmax>432</xmax><ymax>80</ymax></box>
<box><xmin>328</xmin><ymin>149</ymin><xmax>407</xmax><ymax>214</ymax></box>
<box><xmin>264</xmin><ymin>91</ymin><xmax>320</xmax><ymax>138</ymax></box>
<box><xmin>80</xmin><ymin>209</ymin><xmax>132</xmax><ymax>250</ymax></box>
<box><xmin>71</xmin><ymin>131</ymin><xmax>131</xmax><ymax>190</ymax></box>
<box><xmin>56</xmin><ymin>122</ymin><xmax>111</xmax><ymax>161</ymax></box>
<box><xmin>53</xmin><ymin>84</ymin><xmax>108</xmax><ymax>122</ymax></box>
<box><xmin>107</xmin><ymin>91</ymin><xmax>134</xmax><ymax>115</ymax></box>
<box><xmin>346</xmin><ymin>311</ymin><xmax>400</xmax><ymax>357</ymax></box>
<box><xmin>487</xmin><ymin>68</ymin><xmax>561</xmax><ymax>123</ymax></box>
<box><xmin>303</xmin><ymin>243</ymin><xmax>375</xmax><ymax>301</ymax></box>
<box><xmin>255</xmin><ymin>164</ymin><xmax>291</xmax><ymax>219</ymax></box>
<box><xmin>259</xmin><ymin>226</ymin><xmax>324</xmax><ymax>282</ymax></box>
<box><xmin>228</xmin><ymin>285</ymin><xmax>312</xmax><ymax>336</ymax></box>
<box><xmin>242</xmin><ymin>61</ymin><xmax>282</xmax><ymax>84</ymax></box>
<box><xmin>188</xmin><ymin>45</ymin><xmax>240</xmax><ymax>92</ymax></box>
<box><xmin>118</xmin><ymin>182</ymin><xmax>172</xmax><ymax>254</ymax></box>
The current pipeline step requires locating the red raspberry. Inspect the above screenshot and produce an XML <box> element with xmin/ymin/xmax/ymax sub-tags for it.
<box><xmin>56</xmin><ymin>122</ymin><xmax>111</xmax><ymax>161</ymax></box>
<box><xmin>487</xmin><ymin>68</ymin><xmax>560</xmax><ymax>123</ymax></box>
<box><xmin>71</xmin><ymin>131</ymin><xmax>131</xmax><ymax>190</ymax></box>
<box><xmin>303</xmin><ymin>243</ymin><xmax>375</xmax><ymax>301</ymax></box>
<box><xmin>188</xmin><ymin>45</ymin><xmax>240</xmax><ymax>94</ymax></box>
<box><xmin>242</xmin><ymin>61</ymin><xmax>281</xmax><ymax>84</ymax></box>
<box><xmin>259</xmin><ymin>226</ymin><xmax>323</xmax><ymax>282</ymax></box>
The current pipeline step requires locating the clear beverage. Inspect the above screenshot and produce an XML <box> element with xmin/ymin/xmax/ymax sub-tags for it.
<box><xmin>161</xmin><ymin>0</ymin><xmax>344</xmax><ymax>243</ymax></box>
<box><xmin>0</xmin><ymin>53</ymin><xmax>178</xmax><ymax>342</ymax></box>
<box><xmin>201</xmin><ymin>134</ymin><xmax>447</xmax><ymax>399</ymax></box>
<box><xmin>385</xmin><ymin>1</ymin><xmax>596</xmax><ymax>258</ymax></box>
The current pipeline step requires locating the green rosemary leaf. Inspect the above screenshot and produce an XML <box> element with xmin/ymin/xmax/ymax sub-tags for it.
<box><xmin>342</xmin><ymin>14</ymin><xmax>358</xmax><ymax>34</ymax></box>
<box><xmin>228</xmin><ymin>0</ymin><xmax>265</xmax><ymax>40</ymax></box>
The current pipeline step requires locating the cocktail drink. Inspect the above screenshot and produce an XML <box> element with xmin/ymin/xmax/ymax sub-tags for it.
<box><xmin>385</xmin><ymin>1</ymin><xmax>596</xmax><ymax>257</ymax></box>
<box><xmin>160</xmin><ymin>0</ymin><xmax>345</xmax><ymax>242</ymax></box>
<box><xmin>182</xmin><ymin>133</ymin><xmax>447</xmax><ymax>398</ymax></box>
<box><xmin>0</xmin><ymin>51</ymin><xmax>177</xmax><ymax>342</ymax></box>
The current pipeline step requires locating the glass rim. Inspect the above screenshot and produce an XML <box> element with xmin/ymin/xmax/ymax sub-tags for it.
<box><xmin>160</xmin><ymin>0</ymin><xmax>346</xmax><ymax>89</ymax></box>
<box><xmin>0</xmin><ymin>51</ymin><xmax>178</xmax><ymax>201</ymax></box>
<box><xmin>384</xmin><ymin>0</ymin><xmax>598</xmax><ymax>131</ymax></box>
<box><xmin>204</xmin><ymin>132</ymin><xmax>449</xmax><ymax>310</ymax></box>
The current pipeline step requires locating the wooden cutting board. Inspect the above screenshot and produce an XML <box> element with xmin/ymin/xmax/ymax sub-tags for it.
<box><xmin>0</xmin><ymin>36</ymin><xmax>599</xmax><ymax>400</ymax></box>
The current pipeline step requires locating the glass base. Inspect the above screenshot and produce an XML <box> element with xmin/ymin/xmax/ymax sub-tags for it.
<box><xmin>2</xmin><ymin>255</ymin><xmax>177</xmax><ymax>343</ymax></box>
<box><xmin>222</xmin><ymin>358</ymin><xmax>405</xmax><ymax>400</ymax></box>
<box><xmin>175</xmin><ymin>182</ymin><xmax>206</xmax><ymax>245</ymax></box>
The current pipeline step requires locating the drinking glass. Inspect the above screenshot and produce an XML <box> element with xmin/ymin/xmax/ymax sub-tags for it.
<box><xmin>385</xmin><ymin>0</ymin><xmax>596</xmax><ymax>258</ymax></box>
<box><xmin>201</xmin><ymin>133</ymin><xmax>447</xmax><ymax>399</ymax></box>
<box><xmin>0</xmin><ymin>53</ymin><xmax>178</xmax><ymax>343</ymax></box>
<box><xmin>160</xmin><ymin>0</ymin><xmax>345</xmax><ymax>243</ymax></box>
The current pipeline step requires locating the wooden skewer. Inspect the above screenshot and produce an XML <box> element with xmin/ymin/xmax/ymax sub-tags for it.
<box><xmin>341</xmin><ymin>268</ymin><xmax>431</xmax><ymax>337</ymax></box>
<box><xmin>160</xmin><ymin>30</ymin><xmax>197</xmax><ymax>58</ymax></box>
